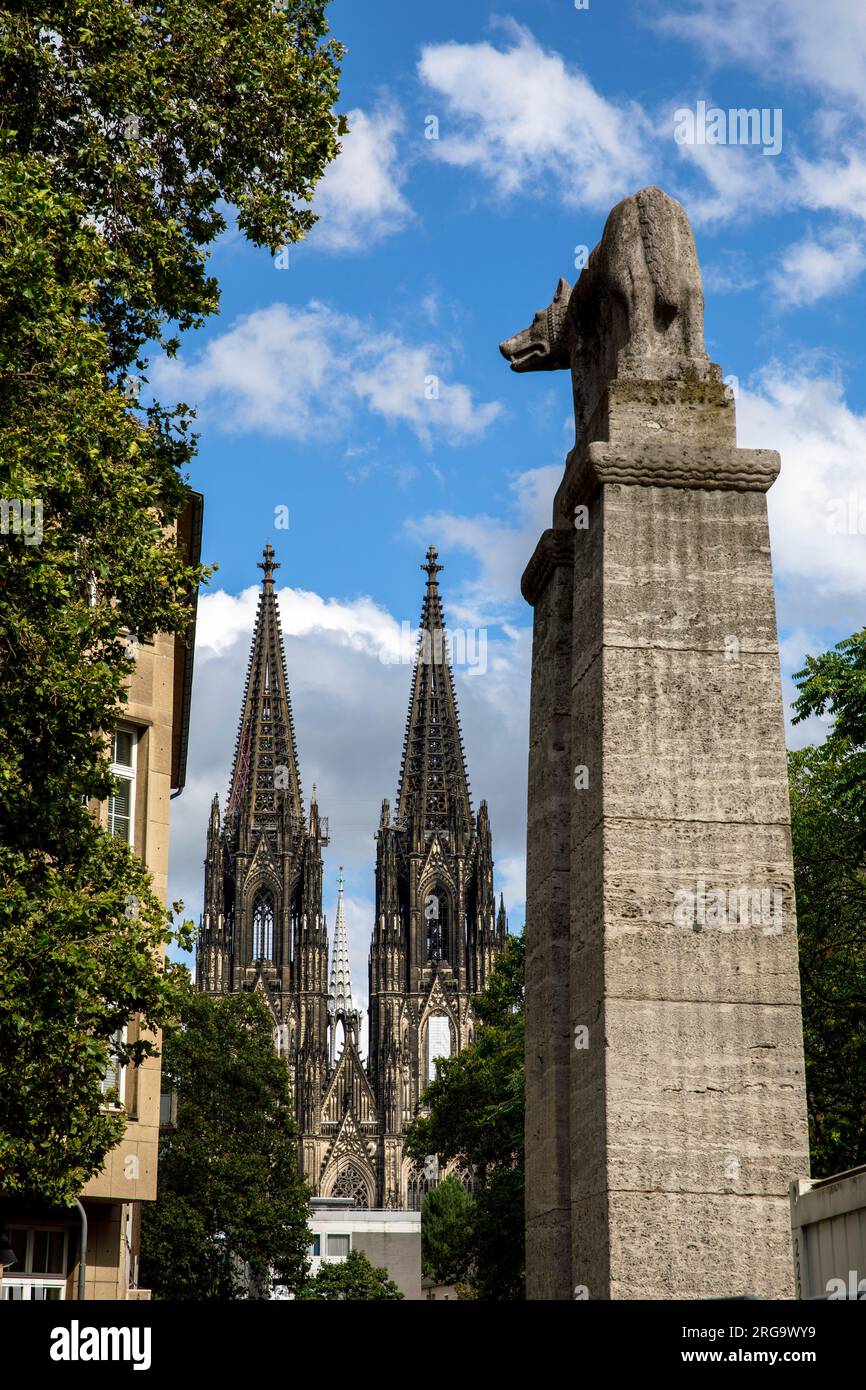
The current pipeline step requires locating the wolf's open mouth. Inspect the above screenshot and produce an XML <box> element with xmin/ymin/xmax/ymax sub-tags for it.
<box><xmin>500</xmin><ymin>338</ymin><xmax>545</xmax><ymax>368</ymax></box>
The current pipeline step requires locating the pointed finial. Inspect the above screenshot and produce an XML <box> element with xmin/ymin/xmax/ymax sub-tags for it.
<box><xmin>258</xmin><ymin>542</ymin><xmax>280</xmax><ymax>585</ymax></box>
<box><xmin>311</xmin><ymin>782</ymin><xmax>318</xmax><ymax>806</ymax></box>
<box><xmin>421</xmin><ymin>544</ymin><xmax>444</xmax><ymax>583</ymax></box>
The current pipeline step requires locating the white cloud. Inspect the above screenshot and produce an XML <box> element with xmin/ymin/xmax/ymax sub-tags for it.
<box><xmin>769</xmin><ymin>228</ymin><xmax>866</xmax><ymax>306</ymax></box>
<box><xmin>795</xmin><ymin>152</ymin><xmax>866</xmax><ymax>223</ymax></box>
<box><xmin>308</xmin><ymin>104</ymin><xmax>413</xmax><ymax>252</ymax></box>
<box><xmin>670</xmin><ymin>135</ymin><xmax>790</xmax><ymax>225</ymax></box>
<box><xmin>736</xmin><ymin>365</ymin><xmax>866</xmax><ymax>622</ymax></box>
<box><xmin>654</xmin><ymin>1</ymin><xmax>866</xmax><ymax>113</ymax></box>
<box><xmin>418</xmin><ymin>20</ymin><xmax>654</xmax><ymax>209</ymax></box>
<box><xmin>150</xmin><ymin>302</ymin><xmax>502</xmax><ymax>446</ymax></box>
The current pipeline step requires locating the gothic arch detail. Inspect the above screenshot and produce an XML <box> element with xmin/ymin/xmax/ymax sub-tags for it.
<box><xmin>251</xmin><ymin>888</ymin><xmax>275</xmax><ymax>961</ymax></box>
<box><xmin>323</xmin><ymin>1160</ymin><xmax>374</xmax><ymax>1208</ymax></box>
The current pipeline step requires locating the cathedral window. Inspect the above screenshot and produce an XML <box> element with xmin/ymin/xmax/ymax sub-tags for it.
<box><xmin>252</xmin><ymin>891</ymin><xmax>274</xmax><ymax>961</ymax></box>
<box><xmin>330</xmin><ymin>1164</ymin><xmax>369</xmax><ymax>1209</ymax></box>
<box><xmin>425</xmin><ymin>890</ymin><xmax>449</xmax><ymax>962</ymax></box>
<box><xmin>426</xmin><ymin>1012</ymin><xmax>452</xmax><ymax>1082</ymax></box>
<box><xmin>406</xmin><ymin>1164</ymin><xmax>435</xmax><ymax>1211</ymax></box>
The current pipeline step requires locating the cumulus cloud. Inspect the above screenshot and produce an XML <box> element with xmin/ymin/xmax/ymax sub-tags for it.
<box><xmin>308</xmin><ymin>103</ymin><xmax>413</xmax><ymax>252</ymax></box>
<box><xmin>769</xmin><ymin>228</ymin><xmax>866</xmax><ymax>306</ymax></box>
<box><xmin>654</xmin><ymin>0</ymin><xmax>866</xmax><ymax>113</ymax></box>
<box><xmin>795</xmin><ymin>152</ymin><xmax>866</xmax><ymax>223</ymax></box>
<box><xmin>736</xmin><ymin>365</ymin><xmax>866</xmax><ymax>633</ymax></box>
<box><xmin>150</xmin><ymin>302</ymin><xmax>502</xmax><ymax>446</ymax></box>
<box><xmin>670</xmin><ymin>135</ymin><xmax>790</xmax><ymax>225</ymax></box>
<box><xmin>418</xmin><ymin>19</ymin><xmax>654</xmax><ymax>209</ymax></box>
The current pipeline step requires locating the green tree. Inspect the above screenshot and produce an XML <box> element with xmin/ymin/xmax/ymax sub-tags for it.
<box><xmin>407</xmin><ymin>932</ymin><xmax>525</xmax><ymax>1301</ymax></box>
<box><xmin>421</xmin><ymin>1173</ymin><xmax>475</xmax><ymax>1285</ymax></box>
<box><xmin>0</xmin><ymin>1</ymin><xmax>343</xmax><ymax>1202</ymax></box>
<box><xmin>296</xmin><ymin>1249</ymin><xmax>404</xmax><ymax>1301</ymax></box>
<box><xmin>140</xmin><ymin>986</ymin><xmax>311</xmax><ymax>1300</ymax></box>
<box><xmin>793</xmin><ymin>627</ymin><xmax>866</xmax><ymax>852</ymax></box>
<box><xmin>787</xmin><ymin>633</ymin><xmax>866</xmax><ymax>1174</ymax></box>
<box><xmin>1</xmin><ymin>2</ymin><xmax>345</xmax><ymax>377</ymax></box>
<box><xmin>789</xmin><ymin>745</ymin><xmax>866</xmax><ymax>1173</ymax></box>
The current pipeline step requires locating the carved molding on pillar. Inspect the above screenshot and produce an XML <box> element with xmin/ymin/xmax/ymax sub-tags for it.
<box><xmin>559</xmin><ymin>441</ymin><xmax>781</xmax><ymax>516</ymax></box>
<box><xmin>520</xmin><ymin>527</ymin><xmax>575</xmax><ymax>607</ymax></box>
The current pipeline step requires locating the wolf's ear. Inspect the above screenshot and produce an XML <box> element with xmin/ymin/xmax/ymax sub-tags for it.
<box><xmin>554</xmin><ymin>277</ymin><xmax>572</xmax><ymax>302</ymax></box>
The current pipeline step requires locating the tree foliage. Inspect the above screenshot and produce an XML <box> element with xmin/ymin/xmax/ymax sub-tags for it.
<box><xmin>1</xmin><ymin>1</ymin><xmax>346</xmax><ymax>377</ymax></box>
<box><xmin>140</xmin><ymin>987</ymin><xmax>311</xmax><ymax>1300</ymax></box>
<box><xmin>421</xmin><ymin>1174</ymin><xmax>474</xmax><ymax>1286</ymax></box>
<box><xmin>789</xmin><ymin>634</ymin><xmax>866</xmax><ymax>1173</ymax></box>
<box><xmin>407</xmin><ymin>932</ymin><xmax>525</xmax><ymax>1300</ymax></box>
<box><xmin>296</xmin><ymin>1248</ymin><xmax>404</xmax><ymax>1301</ymax></box>
<box><xmin>793</xmin><ymin>628</ymin><xmax>866</xmax><ymax>854</ymax></box>
<box><xmin>0</xmin><ymin>2</ymin><xmax>343</xmax><ymax>1202</ymax></box>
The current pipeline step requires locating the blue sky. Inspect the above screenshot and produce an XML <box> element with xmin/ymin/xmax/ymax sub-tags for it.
<box><xmin>165</xmin><ymin>1</ymin><xmax>866</xmax><ymax>1021</ymax></box>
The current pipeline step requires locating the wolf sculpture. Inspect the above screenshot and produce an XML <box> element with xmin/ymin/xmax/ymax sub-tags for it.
<box><xmin>499</xmin><ymin>186</ymin><xmax>711</xmax><ymax>441</ymax></box>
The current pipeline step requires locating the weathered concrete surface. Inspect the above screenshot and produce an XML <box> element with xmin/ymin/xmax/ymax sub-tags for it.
<box><xmin>513</xmin><ymin>187</ymin><xmax>809</xmax><ymax>1301</ymax></box>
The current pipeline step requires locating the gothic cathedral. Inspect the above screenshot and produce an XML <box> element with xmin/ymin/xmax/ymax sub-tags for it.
<box><xmin>197</xmin><ymin>543</ymin><xmax>507</xmax><ymax>1209</ymax></box>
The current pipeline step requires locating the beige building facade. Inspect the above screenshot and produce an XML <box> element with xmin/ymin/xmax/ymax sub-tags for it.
<box><xmin>2</xmin><ymin>494</ymin><xmax>202</xmax><ymax>1302</ymax></box>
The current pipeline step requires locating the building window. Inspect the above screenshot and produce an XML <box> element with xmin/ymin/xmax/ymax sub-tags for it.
<box><xmin>99</xmin><ymin>1027</ymin><xmax>126</xmax><ymax>1107</ymax></box>
<box><xmin>252</xmin><ymin>890</ymin><xmax>274</xmax><ymax>961</ymax></box>
<box><xmin>108</xmin><ymin>728</ymin><xmax>136</xmax><ymax>844</ymax></box>
<box><xmin>326</xmin><ymin>1234</ymin><xmax>350</xmax><ymax>1258</ymax></box>
<box><xmin>2</xmin><ymin>1227</ymin><xmax>69</xmax><ymax>1299</ymax></box>
<box><xmin>2</xmin><ymin>1280</ymin><xmax>66</xmax><ymax>1301</ymax></box>
<box><xmin>308</xmin><ymin>1235</ymin><xmax>321</xmax><ymax>1258</ymax></box>
<box><xmin>426</xmin><ymin>1013</ymin><xmax>452</xmax><ymax>1083</ymax></box>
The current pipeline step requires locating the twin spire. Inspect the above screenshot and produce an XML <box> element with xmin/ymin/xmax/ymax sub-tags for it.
<box><xmin>226</xmin><ymin>542</ymin><xmax>302</xmax><ymax>820</ymax></box>
<box><xmin>396</xmin><ymin>544</ymin><xmax>472</xmax><ymax>833</ymax></box>
<box><xmin>228</xmin><ymin>540</ymin><xmax>475</xmax><ymax>1048</ymax></box>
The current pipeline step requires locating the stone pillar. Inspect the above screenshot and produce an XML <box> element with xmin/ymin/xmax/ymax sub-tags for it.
<box><xmin>511</xmin><ymin>189</ymin><xmax>809</xmax><ymax>1301</ymax></box>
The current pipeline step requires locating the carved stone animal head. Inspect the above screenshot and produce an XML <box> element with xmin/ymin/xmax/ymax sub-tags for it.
<box><xmin>499</xmin><ymin>277</ymin><xmax>572</xmax><ymax>372</ymax></box>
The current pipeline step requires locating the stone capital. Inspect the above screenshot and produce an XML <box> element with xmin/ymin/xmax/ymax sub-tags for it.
<box><xmin>557</xmin><ymin>440</ymin><xmax>781</xmax><ymax>518</ymax></box>
<box><xmin>521</xmin><ymin>527</ymin><xmax>575</xmax><ymax>607</ymax></box>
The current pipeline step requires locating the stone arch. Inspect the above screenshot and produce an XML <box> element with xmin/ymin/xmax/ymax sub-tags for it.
<box><xmin>242</xmin><ymin>866</ymin><xmax>282</xmax><ymax>966</ymax></box>
<box><xmin>251</xmin><ymin>887</ymin><xmax>274</xmax><ymax>961</ymax></box>
<box><xmin>322</xmin><ymin>1159</ymin><xmax>374</xmax><ymax>1209</ymax></box>
<box><xmin>402</xmin><ymin>1155</ymin><xmax>437</xmax><ymax>1212</ymax></box>
<box><xmin>420</xmin><ymin>879</ymin><xmax>455</xmax><ymax>964</ymax></box>
<box><xmin>420</xmin><ymin>1009</ymin><xmax>455</xmax><ymax>1086</ymax></box>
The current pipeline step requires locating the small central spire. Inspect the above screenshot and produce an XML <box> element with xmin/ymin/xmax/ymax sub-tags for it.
<box><xmin>421</xmin><ymin>544</ymin><xmax>443</xmax><ymax>584</ymax></box>
<box><xmin>329</xmin><ymin>867</ymin><xmax>358</xmax><ymax>1066</ymax></box>
<box><xmin>258</xmin><ymin>542</ymin><xmax>280</xmax><ymax>585</ymax></box>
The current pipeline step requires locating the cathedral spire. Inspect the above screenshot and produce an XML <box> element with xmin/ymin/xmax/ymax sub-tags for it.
<box><xmin>226</xmin><ymin>543</ymin><xmax>303</xmax><ymax>822</ymax></box>
<box><xmin>329</xmin><ymin>867</ymin><xmax>359</xmax><ymax>1065</ymax></box>
<box><xmin>396</xmin><ymin>546</ymin><xmax>472</xmax><ymax>833</ymax></box>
